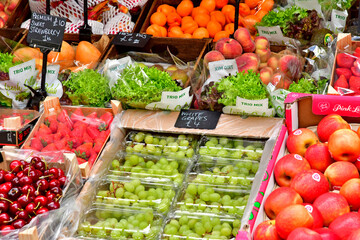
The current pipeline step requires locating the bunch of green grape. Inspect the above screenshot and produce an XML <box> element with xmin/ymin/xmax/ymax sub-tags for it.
<box><xmin>125</xmin><ymin>132</ymin><xmax>196</xmax><ymax>159</ymax></box>
<box><xmin>110</xmin><ymin>154</ymin><xmax>186</xmax><ymax>186</ymax></box>
<box><xmin>177</xmin><ymin>183</ymin><xmax>249</xmax><ymax>216</ymax></box>
<box><xmin>77</xmin><ymin>209</ymin><xmax>162</xmax><ymax>240</ymax></box>
<box><xmin>162</xmin><ymin>214</ymin><xmax>241</xmax><ymax>239</ymax></box>
<box><xmin>95</xmin><ymin>179</ymin><xmax>176</xmax><ymax>213</ymax></box>
<box><xmin>198</xmin><ymin>137</ymin><xmax>264</xmax><ymax>161</ymax></box>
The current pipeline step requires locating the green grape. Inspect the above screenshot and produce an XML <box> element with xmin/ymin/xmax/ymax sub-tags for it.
<box><xmin>209</xmin><ymin>193</ymin><xmax>221</xmax><ymax>202</ymax></box>
<box><xmin>153</xmin><ymin>137</ymin><xmax>160</xmax><ymax>145</ymax></box>
<box><xmin>200</xmin><ymin>192</ymin><xmax>210</xmax><ymax>201</ymax></box>
<box><xmin>146</xmin><ymin>161</ymin><xmax>155</xmax><ymax>168</ymax></box>
<box><xmin>133</xmin><ymin>144</ymin><xmax>144</xmax><ymax>152</ymax></box>
<box><xmin>195</xmin><ymin>223</ymin><xmax>205</xmax><ymax>236</ymax></box>
<box><xmin>144</xmin><ymin>134</ymin><xmax>154</xmax><ymax>144</ymax></box>
<box><xmin>133</xmin><ymin>231</ymin><xmax>144</xmax><ymax>240</ymax></box>
<box><xmin>178</xmin><ymin>134</ymin><xmax>186</xmax><ymax>141</ymax></box>
<box><xmin>125</xmin><ymin>146</ymin><xmax>133</xmax><ymax>153</ymax></box>
<box><xmin>135</xmin><ymin>185</ymin><xmax>145</xmax><ymax>194</ymax></box>
<box><xmin>134</xmin><ymin>132</ymin><xmax>145</xmax><ymax>142</ymax></box>
<box><xmin>175</xmin><ymin>151</ymin><xmax>185</xmax><ymax>159</ymax></box>
<box><xmin>219</xmin><ymin>137</ymin><xmax>229</xmax><ymax>146</ymax></box>
<box><xmin>146</xmin><ymin>144</ymin><xmax>156</xmax><ymax>154</ymax></box>
<box><xmin>115</xmin><ymin>188</ymin><xmax>124</xmax><ymax>198</ymax></box>
<box><xmin>179</xmin><ymin>216</ymin><xmax>188</xmax><ymax>225</ymax></box>
<box><xmin>217</xmin><ymin>149</ymin><xmax>229</xmax><ymax>158</ymax></box>
<box><xmin>186</xmin><ymin>184</ymin><xmax>197</xmax><ymax>195</ymax></box>
<box><xmin>179</xmin><ymin>140</ymin><xmax>189</xmax><ymax>147</ymax></box>
<box><xmin>129</xmin><ymin>155</ymin><xmax>139</xmax><ymax>166</ymax></box>
<box><xmin>170</xmin><ymin>142</ymin><xmax>179</xmax><ymax>152</ymax></box>
<box><xmin>199</xmin><ymin>148</ymin><xmax>209</xmax><ymax>155</ymax></box>
<box><xmin>166</xmin><ymin>136</ymin><xmax>175</xmax><ymax>143</ymax></box>
<box><xmin>159</xmin><ymin>139</ymin><xmax>167</xmax><ymax>147</ymax></box>
<box><xmin>124</xmin><ymin>182</ymin><xmax>135</xmax><ymax>193</ymax></box>
<box><xmin>186</xmin><ymin>148</ymin><xmax>194</xmax><ymax>158</ymax></box>
<box><xmin>197</xmin><ymin>184</ymin><xmax>206</xmax><ymax>195</ymax></box>
<box><xmin>220</xmin><ymin>227</ymin><xmax>232</xmax><ymax>237</ymax></box>
<box><xmin>111</xmin><ymin>159</ymin><xmax>120</xmax><ymax>169</ymax></box>
<box><xmin>165</xmin><ymin>225</ymin><xmax>178</xmax><ymax>235</ymax></box>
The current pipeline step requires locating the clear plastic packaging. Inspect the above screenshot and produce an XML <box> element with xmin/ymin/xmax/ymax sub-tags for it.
<box><xmin>176</xmin><ymin>182</ymin><xmax>250</xmax><ymax>217</ymax></box>
<box><xmin>93</xmin><ymin>177</ymin><xmax>177</xmax><ymax>214</ymax></box>
<box><xmin>77</xmin><ymin>207</ymin><xmax>162</xmax><ymax>240</ymax></box>
<box><xmin>124</xmin><ymin>131</ymin><xmax>197</xmax><ymax>159</ymax></box>
<box><xmin>108</xmin><ymin>152</ymin><xmax>191</xmax><ymax>187</ymax></box>
<box><xmin>197</xmin><ymin>136</ymin><xmax>265</xmax><ymax>162</ymax></box>
<box><xmin>161</xmin><ymin>212</ymin><xmax>241</xmax><ymax>240</ymax></box>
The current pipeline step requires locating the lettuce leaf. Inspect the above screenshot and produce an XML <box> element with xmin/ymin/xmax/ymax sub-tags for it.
<box><xmin>0</xmin><ymin>52</ymin><xmax>21</xmax><ymax>73</ymax></box>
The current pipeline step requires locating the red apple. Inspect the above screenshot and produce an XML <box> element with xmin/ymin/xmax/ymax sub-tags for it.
<box><xmin>303</xmin><ymin>204</ymin><xmax>324</xmax><ymax>229</ymax></box>
<box><xmin>290</xmin><ymin>169</ymin><xmax>329</xmax><ymax>203</ymax></box>
<box><xmin>328</xmin><ymin>129</ymin><xmax>360</xmax><ymax>162</ymax></box>
<box><xmin>264</xmin><ymin>187</ymin><xmax>303</xmax><ymax>219</ymax></box>
<box><xmin>313</xmin><ymin>192</ymin><xmax>350</xmax><ymax>226</ymax></box>
<box><xmin>340</xmin><ymin>178</ymin><xmax>360</xmax><ymax>210</ymax></box>
<box><xmin>274</xmin><ymin>154</ymin><xmax>311</xmax><ymax>187</ymax></box>
<box><xmin>304</xmin><ymin>143</ymin><xmax>334</xmax><ymax>172</ymax></box>
<box><xmin>329</xmin><ymin>212</ymin><xmax>360</xmax><ymax>239</ymax></box>
<box><xmin>253</xmin><ymin>220</ymin><xmax>281</xmax><ymax>240</ymax></box>
<box><xmin>286</xmin><ymin>128</ymin><xmax>319</xmax><ymax>156</ymax></box>
<box><xmin>0</xmin><ymin>11</ymin><xmax>8</xmax><ymax>22</ymax></box>
<box><xmin>317</xmin><ymin>114</ymin><xmax>351</xmax><ymax>142</ymax></box>
<box><xmin>355</xmin><ymin>157</ymin><xmax>360</xmax><ymax>171</ymax></box>
<box><xmin>324</xmin><ymin>161</ymin><xmax>359</xmax><ymax>189</ymax></box>
<box><xmin>314</xmin><ymin>228</ymin><xmax>341</xmax><ymax>240</ymax></box>
<box><xmin>287</xmin><ymin>227</ymin><xmax>322</xmax><ymax>240</ymax></box>
<box><xmin>348</xmin><ymin>229</ymin><xmax>360</xmax><ymax>240</ymax></box>
<box><xmin>275</xmin><ymin>204</ymin><xmax>314</xmax><ymax>239</ymax></box>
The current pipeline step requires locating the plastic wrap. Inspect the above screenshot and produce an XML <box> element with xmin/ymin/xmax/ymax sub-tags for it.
<box><xmin>0</xmin><ymin>149</ymin><xmax>82</xmax><ymax>240</ymax></box>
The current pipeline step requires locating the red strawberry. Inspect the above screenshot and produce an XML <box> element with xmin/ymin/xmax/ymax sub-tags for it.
<box><xmin>352</xmin><ymin>67</ymin><xmax>360</xmax><ymax>77</ymax></box>
<box><xmin>48</xmin><ymin>120</ymin><xmax>58</xmax><ymax>133</ymax></box>
<box><xmin>68</xmin><ymin>136</ymin><xmax>83</xmax><ymax>149</ymax></box>
<box><xmin>93</xmin><ymin>138</ymin><xmax>105</xmax><ymax>154</ymax></box>
<box><xmin>73</xmin><ymin>121</ymin><xmax>88</xmax><ymax>130</ymax></box>
<box><xmin>98</xmin><ymin>130</ymin><xmax>109</xmax><ymax>141</ymax></box>
<box><xmin>42</xmin><ymin>143</ymin><xmax>57</xmax><ymax>152</ymax></box>
<box><xmin>75</xmin><ymin>142</ymin><xmax>93</xmax><ymax>160</ymax></box>
<box><xmin>83</xmin><ymin>132</ymin><xmax>93</xmax><ymax>143</ymax></box>
<box><xmin>53</xmin><ymin>132</ymin><xmax>62</xmax><ymax>142</ymax></box>
<box><xmin>71</xmin><ymin>125</ymin><xmax>86</xmax><ymax>138</ymax></box>
<box><xmin>355</xmin><ymin>47</ymin><xmax>360</xmax><ymax>55</ymax></box>
<box><xmin>337</xmin><ymin>53</ymin><xmax>355</xmax><ymax>68</ymax></box>
<box><xmin>87</xmin><ymin>112</ymin><xmax>98</xmax><ymax>119</ymax></box>
<box><xmin>39</xmin><ymin>134</ymin><xmax>54</xmax><ymax>147</ymax></box>
<box><xmin>30</xmin><ymin>138</ymin><xmax>43</xmax><ymax>151</ymax></box>
<box><xmin>70</xmin><ymin>108</ymin><xmax>84</xmax><ymax>123</ymax></box>
<box><xmin>57</xmin><ymin>110</ymin><xmax>73</xmax><ymax>129</ymax></box>
<box><xmin>56</xmin><ymin>138</ymin><xmax>71</xmax><ymax>151</ymax></box>
<box><xmin>77</xmin><ymin>157</ymin><xmax>87</xmax><ymax>165</ymax></box>
<box><xmin>336</xmin><ymin>68</ymin><xmax>352</xmax><ymax>80</ymax></box>
<box><xmin>58</xmin><ymin>122</ymin><xmax>72</xmax><ymax>137</ymax></box>
<box><xmin>354</xmin><ymin>52</ymin><xmax>360</xmax><ymax>58</ymax></box>
<box><xmin>349</xmin><ymin>76</ymin><xmax>360</xmax><ymax>90</ymax></box>
<box><xmin>45</xmin><ymin>115</ymin><xmax>57</xmax><ymax>123</ymax></box>
<box><xmin>88</xmin><ymin>151</ymin><xmax>97</xmax><ymax>168</ymax></box>
<box><xmin>87</xmin><ymin>126</ymin><xmax>101</xmax><ymax>139</ymax></box>
<box><xmin>36</xmin><ymin>123</ymin><xmax>52</xmax><ymax>136</ymax></box>
<box><xmin>334</xmin><ymin>75</ymin><xmax>349</xmax><ymax>90</ymax></box>
<box><xmin>100</xmin><ymin>112</ymin><xmax>114</xmax><ymax>130</ymax></box>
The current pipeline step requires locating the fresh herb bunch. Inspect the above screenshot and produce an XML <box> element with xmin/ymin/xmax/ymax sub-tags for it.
<box><xmin>288</xmin><ymin>78</ymin><xmax>328</xmax><ymax>94</ymax></box>
<box><xmin>63</xmin><ymin>69</ymin><xmax>111</xmax><ymax>107</ymax></box>
<box><xmin>0</xmin><ymin>52</ymin><xmax>22</xmax><ymax>80</ymax></box>
<box><xmin>111</xmin><ymin>64</ymin><xmax>182</xmax><ymax>109</ymax></box>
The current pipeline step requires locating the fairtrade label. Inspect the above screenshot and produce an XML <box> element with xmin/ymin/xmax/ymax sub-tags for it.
<box><xmin>330</xmin><ymin>10</ymin><xmax>348</xmax><ymax>34</ymax></box>
<box><xmin>145</xmin><ymin>87</ymin><xmax>193</xmax><ymax>111</ymax></box>
<box><xmin>294</xmin><ymin>154</ymin><xmax>303</xmax><ymax>160</ymax></box>
<box><xmin>312</xmin><ymin>173</ymin><xmax>321</xmax><ymax>182</ymax></box>
<box><xmin>222</xmin><ymin>97</ymin><xmax>275</xmax><ymax>117</ymax></box>
<box><xmin>293</xmin><ymin>129</ymin><xmax>303</xmax><ymax>135</ymax></box>
<box><xmin>203</xmin><ymin>59</ymin><xmax>238</xmax><ymax>91</ymax></box>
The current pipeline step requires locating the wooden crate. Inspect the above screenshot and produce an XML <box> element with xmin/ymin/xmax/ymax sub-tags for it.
<box><xmin>4</xmin><ymin>0</ymin><xmax>30</xmax><ymax>28</ymax></box>
<box><xmin>20</xmin><ymin>97</ymin><xmax>121</xmax><ymax>178</ymax></box>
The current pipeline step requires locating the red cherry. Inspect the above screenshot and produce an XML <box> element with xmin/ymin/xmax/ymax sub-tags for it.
<box><xmin>50</xmin><ymin>187</ymin><xmax>62</xmax><ymax>196</ymax></box>
<box><xmin>47</xmin><ymin>201</ymin><xmax>60</xmax><ymax>210</ymax></box>
<box><xmin>16</xmin><ymin>210</ymin><xmax>29</xmax><ymax>220</ymax></box>
<box><xmin>34</xmin><ymin>196</ymin><xmax>47</xmax><ymax>207</ymax></box>
<box><xmin>23</xmin><ymin>166</ymin><xmax>35</xmax><ymax>173</ymax></box>
<box><xmin>0</xmin><ymin>182</ymin><xmax>12</xmax><ymax>194</ymax></box>
<box><xmin>46</xmin><ymin>193</ymin><xmax>56</xmax><ymax>202</ymax></box>
<box><xmin>9</xmin><ymin>202</ymin><xmax>22</xmax><ymax>215</ymax></box>
<box><xmin>9</xmin><ymin>160</ymin><xmax>22</xmax><ymax>173</ymax></box>
<box><xmin>36</xmin><ymin>179</ymin><xmax>49</xmax><ymax>191</ymax></box>
<box><xmin>0</xmin><ymin>213</ymin><xmax>10</xmax><ymax>224</ymax></box>
<box><xmin>0</xmin><ymin>193</ymin><xmax>8</xmax><ymax>200</ymax></box>
<box><xmin>16</xmin><ymin>171</ymin><xmax>25</xmax><ymax>178</ymax></box>
<box><xmin>7</xmin><ymin>188</ymin><xmax>21</xmax><ymax>201</ymax></box>
<box><xmin>18</xmin><ymin>195</ymin><xmax>31</xmax><ymax>208</ymax></box>
<box><xmin>12</xmin><ymin>219</ymin><xmax>26</xmax><ymax>229</ymax></box>
<box><xmin>19</xmin><ymin>160</ymin><xmax>26</xmax><ymax>166</ymax></box>
<box><xmin>19</xmin><ymin>176</ymin><xmax>32</xmax><ymax>187</ymax></box>
<box><xmin>57</xmin><ymin>168</ymin><xmax>65</xmax><ymax>177</ymax></box>
<box><xmin>49</xmin><ymin>179</ymin><xmax>60</xmax><ymax>189</ymax></box>
<box><xmin>25</xmin><ymin>203</ymin><xmax>36</xmax><ymax>214</ymax></box>
<box><xmin>4</xmin><ymin>173</ymin><xmax>15</xmax><ymax>182</ymax></box>
<box><xmin>31</xmin><ymin>157</ymin><xmax>41</xmax><ymax>165</ymax></box>
<box><xmin>0</xmin><ymin>172</ymin><xmax>4</xmax><ymax>184</ymax></box>
<box><xmin>35</xmin><ymin>207</ymin><xmax>49</xmax><ymax>215</ymax></box>
<box><xmin>48</xmin><ymin>168</ymin><xmax>59</xmax><ymax>179</ymax></box>
<box><xmin>21</xmin><ymin>185</ymin><xmax>35</xmax><ymax>196</ymax></box>
<box><xmin>11</xmin><ymin>177</ymin><xmax>20</xmax><ymax>187</ymax></box>
<box><xmin>34</xmin><ymin>161</ymin><xmax>46</xmax><ymax>171</ymax></box>
<box><xmin>1</xmin><ymin>225</ymin><xmax>14</xmax><ymax>236</ymax></box>
<box><xmin>28</xmin><ymin>170</ymin><xmax>40</xmax><ymax>182</ymax></box>
<box><xmin>0</xmin><ymin>201</ymin><xmax>9</xmax><ymax>213</ymax></box>
<box><xmin>58</xmin><ymin>176</ymin><xmax>66</xmax><ymax>187</ymax></box>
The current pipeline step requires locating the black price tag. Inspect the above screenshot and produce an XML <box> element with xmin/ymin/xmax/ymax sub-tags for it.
<box><xmin>112</xmin><ymin>32</ymin><xmax>151</xmax><ymax>48</ymax></box>
<box><xmin>175</xmin><ymin>110</ymin><xmax>221</xmax><ymax>130</ymax></box>
<box><xmin>27</xmin><ymin>12</ymin><xmax>66</xmax><ymax>52</ymax></box>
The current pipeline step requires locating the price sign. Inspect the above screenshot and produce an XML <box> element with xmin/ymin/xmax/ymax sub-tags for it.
<box><xmin>112</xmin><ymin>32</ymin><xmax>151</xmax><ymax>48</ymax></box>
<box><xmin>175</xmin><ymin>110</ymin><xmax>221</xmax><ymax>130</ymax></box>
<box><xmin>27</xmin><ymin>12</ymin><xmax>66</xmax><ymax>52</ymax></box>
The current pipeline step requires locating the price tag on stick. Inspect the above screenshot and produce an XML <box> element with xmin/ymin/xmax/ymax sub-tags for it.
<box><xmin>175</xmin><ymin>110</ymin><xmax>221</xmax><ymax>130</ymax></box>
<box><xmin>112</xmin><ymin>32</ymin><xmax>151</xmax><ymax>48</ymax></box>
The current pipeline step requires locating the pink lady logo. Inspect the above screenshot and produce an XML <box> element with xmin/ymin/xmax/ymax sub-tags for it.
<box><xmin>293</xmin><ymin>129</ymin><xmax>302</xmax><ymax>136</ymax></box>
<box><xmin>304</xmin><ymin>205</ymin><xmax>313</xmax><ymax>213</ymax></box>
<box><xmin>312</xmin><ymin>173</ymin><xmax>321</xmax><ymax>182</ymax></box>
<box><xmin>294</xmin><ymin>154</ymin><xmax>303</xmax><ymax>160</ymax></box>
<box><xmin>318</xmin><ymin>102</ymin><xmax>330</xmax><ymax>112</ymax></box>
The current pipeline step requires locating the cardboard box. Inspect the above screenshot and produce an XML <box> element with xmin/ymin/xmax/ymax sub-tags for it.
<box><xmin>0</xmin><ymin>109</ymin><xmax>39</xmax><ymax>146</ymax></box>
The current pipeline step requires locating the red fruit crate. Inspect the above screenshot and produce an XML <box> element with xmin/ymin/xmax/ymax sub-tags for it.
<box><xmin>20</xmin><ymin>97</ymin><xmax>121</xmax><ymax>178</ymax></box>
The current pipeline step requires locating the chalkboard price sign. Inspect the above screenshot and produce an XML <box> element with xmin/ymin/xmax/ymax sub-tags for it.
<box><xmin>27</xmin><ymin>12</ymin><xmax>67</xmax><ymax>52</ymax></box>
<box><xmin>112</xmin><ymin>32</ymin><xmax>151</xmax><ymax>48</ymax></box>
<box><xmin>175</xmin><ymin>110</ymin><xmax>221</xmax><ymax>130</ymax></box>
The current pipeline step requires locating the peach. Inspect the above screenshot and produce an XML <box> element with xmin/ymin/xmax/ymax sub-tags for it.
<box><xmin>214</xmin><ymin>37</ymin><xmax>243</xmax><ymax>59</ymax></box>
<box><xmin>235</xmin><ymin>53</ymin><xmax>259</xmax><ymax>73</ymax></box>
<box><xmin>270</xmin><ymin>72</ymin><xmax>292</xmax><ymax>90</ymax></box>
<box><xmin>259</xmin><ymin>62</ymin><xmax>267</xmax><ymax>69</ymax></box>
<box><xmin>328</xmin><ymin>129</ymin><xmax>360</xmax><ymax>162</ymax></box>
<box><xmin>253</xmin><ymin>220</ymin><xmax>281</xmax><ymax>240</ymax></box>
<box><xmin>12</xmin><ymin>47</ymin><xmax>43</xmax><ymax>63</ymax></box>
<box><xmin>203</xmin><ymin>50</ymin><xmax>225</xmax><ymax>67</ymax></box>
<box><xmin>279</xmin><ymin>55</ymin><xmax>302</xmax><ymax>79</ymax></box>
<box><xmin>256</xmin><ymin>48</ymin><xmax>271</xmax><ymax>63</ymax></box>
<box><xmin>329</xmin><ymin>212</ymin><xmax>360</xmax><ymax>239</ymax></box>
<box><xmin>324</xmin><ymin>161</ymin><xmax>359</xmax><ymax>189</ymax></box>
<box><xmin>260</xmin><ymin>67</ymin><xmax>273</xmax><ymax>85</ymax></box>
<box><xmin>340</xmin><ymin>178</ymin><xmax>360</xmax><ymax>211</ymax></box>
<box><xmin>254</xmin><ymin>36</ymin><xmax>270</xmax><ymax>50</ymax></box>
<box><xmin>286</xmin><ymin>128</ymin><xmax>319</xmax><ymax>156</ymax></box>
<box><xmin>234</xmin><ymin>27</ymin><xmax>255</xmax><ymax>53</ymax></box>
<box><xmin>317</xmin><ymin>114</ymin><xmax>351</xmax><ymax>142</ymax></box>
<box><xmin>267</xmin><ymin>56</ymin><xmax>279</xmax><ymax>71</ymax></box>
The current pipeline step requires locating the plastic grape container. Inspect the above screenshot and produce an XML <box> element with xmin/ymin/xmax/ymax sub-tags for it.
<box><xmin>197</xmin><ymin>136</ymin><xmax>265</xmax><ymax>163</ymax></box>
<box><xmin>109</xmin><ymin>152</ymin><xmax>191</xmax><ymax>187</ymax></box>
<box><xmin>77</xmin><ymin>207</ymin><xmax>163</xmax><ymax>240</ymax></box>
<box><xmin>161</xmin><ymin>212</ymin><xmax>241</xmax><ymax>239</ymax></box>
<box><xmin>176</xmin><ymin>182</ymin><xmax>249</xmax><ymax>217</ymax></box>
<box><xmin>94</xmin><ymin>177</ymin><xmax>177</xmax><ymax>214</ymax></box>
<box><xmin>124</xmin><ymin>131</ymin><xmax>197</xmax><ymax>159</ymax></box>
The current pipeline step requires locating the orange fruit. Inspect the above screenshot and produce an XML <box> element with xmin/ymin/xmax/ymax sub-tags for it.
<box><xmin>167</xmin><ymin>12</ymin><xmax>182</xmax><ymax>27</ymax></box>
<box><xmin>225</xmin><ymin>8</ymin><xmax>236</xmax><ymax>23</ymax></box>
<box><xmin>146</xmin><ymin>24</ymin><xmax>167</xmax><ymax>37</ymax></box>
<box><xmin>210</xmin><ymin>11</ymin><xmax>226</xmax><ymax>26</ymax></box>
<box><xmin>150</xmin><ymin>12</ymin><xmax>167</xmax><ymax>26</ymax></box>
<box><xmin>192</xmin><ymin>27</ymin><xmax>209</xmax><ymax>39</ymax></box>
<box><xmin>181</xmin><ymin>20</ymin><xmax>198</xmax><ymax>34</ymax></box>
<box><xmin>215</xmin><ymin>0</ymin><xmax>228</xmax><ymax>9</ymax></box>
<box><xmin>221</xmin><ymin>4</ymin><xmax>235</xmax><ymax>16</ymax></box>
<box><xmin>207</xmin><ymin>20</ymin><xmax>222</xmax><ymax>38</ymax></box>
<box><xmin>258</xmin><ymin>0</ymin><xmax>274</xmax><ymax>11</ymax></box>
<box><xmin>182</xmin><ymin>16</ymin><xmax>194</xmax><ymax>25</ymax></box>
<box><xmin>194</xmin><ymin>13</ymin><xmax>211</xmax><ymax>27</ymax></box>
<box><xmin>242</xmin><ymin>15</ymin><xmax>259</xmax><ymax>33</ymax></box>
<box><xmin>255</xmin><ymin>9</ymin><xmax>268</xmax><ymax>20</ymax></box>
<box><xmin>250</xmin><ymin>9</ymin><xmax>256</xmax><ymax>15</ymax></box>
<box><xmin>200</xmin><ymin>0</ymin><xmax>216</xmax><ymax>12</ymax></box>
<box><xmin>177</xmin><ymin>0</ymin><xmax>194</xmax><ymax>17</ymax></box>
<box><xmin>168</xmin><ymin>26</ymin><xmax>184</xmax><ymax>37</ymax></box>
<box><xmin>75</xmin><ymin>41</ymin><xmax>101</xmax><ymax>68</ymax></box>
<box><xmin>48</xmin><ymin>41</ymin><xmax>75</xmax><ymax>70</ymax></box>
<box><xmin>192</xmin><ymin>7</ymin><xmax>209</xmax><ymax>18</ymax></box>
<box><xmin>213</xmin><ymin>30</ymin><xmax>229</xmax><ymax>42</ymax></box>
<box><xmin>157</xmin><ymin>4</ymin><xmax>176</xmax><ymax>16</ymax></box>
<box><xmin>183</xmin><ymin>33</ymin><xmax>192</xmax><ymax>38</ymax></box>
<box><xmin>245</xmin><ymin>0</ymin><xmax>261</xmax><ymax>9</ymax></box>
<box><xmin>239</xmin><ymin>3</ymin><xmax>250</xmax><ymax>17</ymax></box>
<box><xmin>224</xmin><ymin>23</ymin><xmax>234</xmax><ymax>34</ymax></box>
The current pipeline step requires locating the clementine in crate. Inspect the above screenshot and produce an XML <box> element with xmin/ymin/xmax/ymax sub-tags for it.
<box><xmin>150</xmin><ymin>11</ymin><xmax>167</xmax><ymax>26</ymax></box>
<box><xmin>183</xmin><ymin>33</ymin><xmax>192</xmax><ymax>38</ymax></box>
<box><xmin>194</xmin><ymin>13</ymin><xmax>211</xmax><ymax>27</ymax></box>
<box><xmin>224</xmin><ymin>23</ymin><xmax>234</xmax><ymax>34</ymax></box>
<box><xmin>213</xmin><ymin>30</ymin><xmax>229</xmax><ymax>42</ymax></box>
<box><xmin>245</xmin><ymin>0</ymin><xmax>261</xmax><ymax>9</ymax></box>
<box><xmin>215</xmin><ymin>0</ymin><xmax>228</xmax><ymax>9</ymax></box>
<box><xmin>200</xmin><ymin>0</ymin><xmax>216</xmax><ymax>12</ymax></box>
<box><xmin>167</xmin><ymin>12</ymin><xmax>182</xmax><ymax>27</ymax></box>
<box><xmin>258</xmin><ymin>0</ymin><xmax>274</xmax><ymax>12</ymax></box>
<box><xmin>192</xmin><ymin>27</ymin><xmax>209</xmax><ymax>39</ymax></box>
<box><xmin>146</xmin><ymin>24</ymin><xmax>167</xmax><ymax>37</ymax></box>
<box><xmin>168</xmin><ymin>26</ymin><xmax>184</xmax><ymax>37</ymax></box>
<box><xmin>182</xmin><ymin>16</ymin><xmax>194</xmax><ymax>25</ymax></box>
<box><xmin>255</xmin><ymin>9</ymin><xmax>268</xmax><ymax>20</ymax></box>
<box><xmin>157</xmin><ymin>4</ymin><xmax>176</xmax><ymax>16</ymax></box>
<box><xmin>242</xmin><ymin>15</ymin><xmax>259</xmax><ymax>33</ymax></box>
<box><xmin>207</xmin><ymin>20</ymin><xmax>222</xmax><ymax>38</ymax></box>
<box><xmin>192</xmin><ymin>6</ymin><xmax>209</xmax><ymax>18</ymax></box>
<box><xmin>221</xmin><ymin>4</ymin><xmax>235</xmax><ymax>17</ymax></box>
<box><xmin>210</xmin><ymin>11</ymin><xmax>226</xmax><ymax>26</ymax></box>
<box><xmin>177</xmin><ymin>0</ymin><xmax>193</xmax><ymax>17</ymax></box>
<box><xmin>181</xmin><ymin>20</ymin><xmax>198</xmax><ymax>34</ymax></box>
<box><xmin>239</xmin><ymin>3</ymin><xmax>250</xmax><ymax>17</ymax></box>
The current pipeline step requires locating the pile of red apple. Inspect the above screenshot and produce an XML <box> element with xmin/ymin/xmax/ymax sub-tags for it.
<box><xmin>0</xmin><ymin>157</ymin><xmax>66</xmax><ymax>236</ymax></box>
<box><xmin>254</xmin><ymin>114</ymin><xmax>360</xmax><ymax>240</ymax></box>
<box><xmin>203</xmin><ymin>28</ymin><xmax>303</xmax><ymax>90</ymax></box>
<box><xmin>334</xmin><ymin>50</ymin><xmax>360</xmax><ymax>95</ymax></box>
<box><xmin>0</xmin><ymin>0</ymin><xmax>19</xmax><ymax>27</ymax></box>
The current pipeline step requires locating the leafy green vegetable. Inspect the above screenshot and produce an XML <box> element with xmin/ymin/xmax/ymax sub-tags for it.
<box><xmin>288</xmin><ymin>78</ymin><xmax>329</xmax><ymax>94</ymax></box>
<box><xmin>63</xmin><ymin>69</ymin><xmax>111</xmax><ymax>107</ymax></box>
<box><xmin>111</xmin><ymin>64</ymin><xmax>182</xmax><ymax>109</ymax></box>
<box><xmin>0</xmin><ymin>52</ymin><xmax>21</xmax><ymax>73</ymax></box>
<box><xmin>319</xmin><ymin>0</ymin><xmax>355</xmax><ymax>11</ymax></box>
<box><xmin>213</xmin><ymin>70</ymin><xmax>268</xmax><ymax>106</ymax></box>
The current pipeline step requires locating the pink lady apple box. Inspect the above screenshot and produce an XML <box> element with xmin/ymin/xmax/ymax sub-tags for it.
<box><xmin>237</xmin><ymin>92</ymin><xmax>360</xmax><ymax>240</ymax></box>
